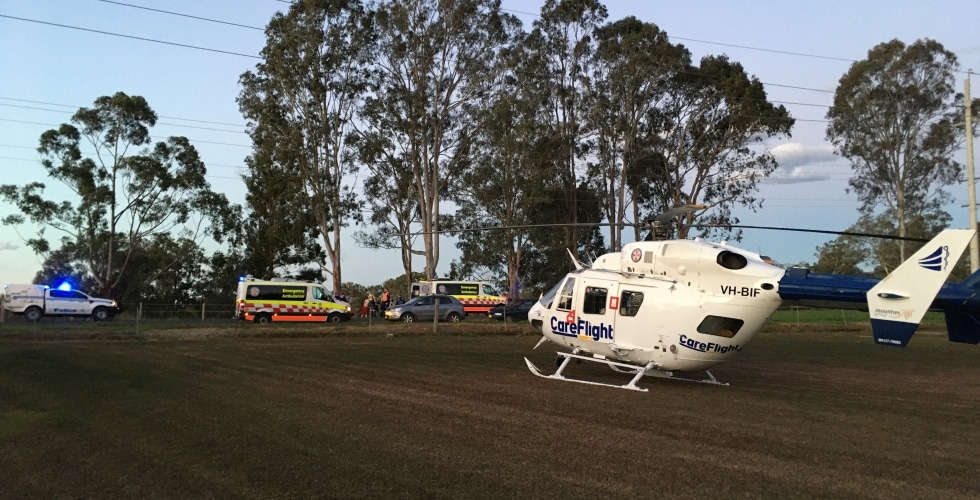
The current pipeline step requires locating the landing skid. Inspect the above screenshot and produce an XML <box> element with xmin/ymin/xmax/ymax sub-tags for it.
<box><xmin>524</xmin><ymin>351</ymin><xmax>729</xmax><ymax>391</ymax></box>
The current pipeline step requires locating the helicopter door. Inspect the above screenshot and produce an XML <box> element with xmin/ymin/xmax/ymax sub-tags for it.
<box><xmin>612</xmin><ymin>288</ymin><xmax>653</xmax><ymax>351</ymax></box>
<box><xmin>577</xmin><ymin>278</ymin><xmax>619</xmax><ymax>345</ymax></box>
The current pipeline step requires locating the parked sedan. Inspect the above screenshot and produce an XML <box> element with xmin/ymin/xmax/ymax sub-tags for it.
<box><xmin>384</xmin><ymin>294</ymin><xmax>466</xmax><ymax>323</ymax></box>
<box><xmin>488</xmin><ymin>299</ymin><xmax>538</xmax><ymax>322</ymax></box>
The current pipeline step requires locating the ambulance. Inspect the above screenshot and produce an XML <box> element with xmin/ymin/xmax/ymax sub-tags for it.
<box><xmin>236</xmin><ymin>277</ymin><xmax>352</xmax><ymax>324</ymax></box>
<box><xmin>410</xmin><ymin>280</ymin><xmax>506</xmax><ymax>315</ymax></box>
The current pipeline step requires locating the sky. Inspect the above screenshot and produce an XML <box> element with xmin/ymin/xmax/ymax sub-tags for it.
<box><xmin>2</xmin><ymin>0</ymin><xmax>979</xmax><ymax>291</ymax></box>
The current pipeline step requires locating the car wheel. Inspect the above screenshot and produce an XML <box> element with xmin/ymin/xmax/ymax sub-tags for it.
<box><xmin>446</xmin><ymin>312</ymin><xmax>462</xmax><ymax>323</ymax></box>
<box><xmin>401</xmin><ymin>313</ymin><xmax>416</xmax><ymax>323</ymax></box>
<box><xmin>254</xmin><ymin>313</ymin><xmax>272</xmax><ymax>324</ymax></box>
<box><xmin>24</xmin><ymin>306</ymin><xmax>42</xmax><ymax>322</ymax></box>
<box><xmin>92</xmin><ymin>307</ymin><xmax>109</xmax><ymax>322</ymax></box>
<box><xmin>327</xmin><ymin>313</ymin><xmax>342</xmax><ymax>323</ymax></box>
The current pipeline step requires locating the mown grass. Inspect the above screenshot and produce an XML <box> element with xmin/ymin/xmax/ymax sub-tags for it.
<box><xmin>1</xmin><ymin>324</ymin><xmax>978</xmax><ymax>498</ymax></box>
<box><xmin>768</xmin><ymin>308</ymin><xmax>947</xmax><ymax>326</ymax></box>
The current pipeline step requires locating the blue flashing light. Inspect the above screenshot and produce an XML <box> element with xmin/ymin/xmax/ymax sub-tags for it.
<box><xmin>56</xmin><ymin>282</ymin><xmax>73</xmax><ymax>292</ymax></box>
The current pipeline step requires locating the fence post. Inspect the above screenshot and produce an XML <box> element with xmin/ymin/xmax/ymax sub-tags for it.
<box><xmin>201</xmin><ymin>302</ymin><xmax>206</xmax><ymax>321</ymax></box>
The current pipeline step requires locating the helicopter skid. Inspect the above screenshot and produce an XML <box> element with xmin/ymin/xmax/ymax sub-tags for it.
<box><xmin>524</xmin><ymin>352</ymin><xmax>655</xmax><ymax>392</ymax></box>
<box><xmin>644</xmin><ymin>367</ymin><xmax>729</xmax><ymax>386</ymax></box>
<box><xmin>524</xmin><ymin>351</ymin><xmax>729</xmax><ymax>390</ymax></box>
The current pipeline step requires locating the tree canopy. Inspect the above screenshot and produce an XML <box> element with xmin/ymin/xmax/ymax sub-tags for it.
<box><xmin>826</xmin><ymin>38</ymin><xmax>963</xmax><ymax>262</ymax></box>
<box><xmin>21</xmin><ymin>4</ymin><xmax>977</xmax><ymax>302</ymax></box>
<box><xmin>1</xmin><ymin>92</ymin><xmax>239</xmax><ymax>301</ymax></box>
<box><xmin>238</xmin><ymin>0</ymin><xmax>373</xmax><ymax>294</ymax></box>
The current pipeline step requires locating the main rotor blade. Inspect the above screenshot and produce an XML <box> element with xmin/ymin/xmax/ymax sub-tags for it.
<box><xmin>697</xmin><ymin>224</ymin><xmax>929</xmax><ymax>243</ymax></box>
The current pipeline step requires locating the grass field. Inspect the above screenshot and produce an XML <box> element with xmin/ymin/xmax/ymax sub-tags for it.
<box><xmin>1</xmin><ymin>320</ymin><xmax>978</xmax><ymax>498</ymax></box>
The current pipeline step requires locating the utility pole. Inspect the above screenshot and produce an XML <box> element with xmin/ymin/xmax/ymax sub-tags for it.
<box><xmin>967</xmin><ymin>71</ymin><xmax>978</xmax><ymax>272</ymax></box>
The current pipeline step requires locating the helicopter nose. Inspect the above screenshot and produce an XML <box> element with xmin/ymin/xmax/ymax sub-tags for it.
<box><xmin>528</xmin><ymin>301</ymin><xmax>546</xmax><ymax>334</ymax></box>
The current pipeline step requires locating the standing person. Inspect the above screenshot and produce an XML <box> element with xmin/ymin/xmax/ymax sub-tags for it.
<box><xmin>380</xmin><ymin>288</ymin><xmax>391</xmax><ymax>314</ymax></box>
<box><xmin>367</xmin><ymin>291</ymin><xmax>377</xmax><ymax>318</ymax></box>
<box><xmin>361</xmin><ymin>297</ymin><xmax>370</xmax><ymax>318</ymax></box>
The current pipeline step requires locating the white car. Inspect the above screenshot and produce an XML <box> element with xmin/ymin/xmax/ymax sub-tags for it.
<box><xmin>3</xmin><ymin>283</ymin><xmax>120</xmax><ymax>322</ymax></box>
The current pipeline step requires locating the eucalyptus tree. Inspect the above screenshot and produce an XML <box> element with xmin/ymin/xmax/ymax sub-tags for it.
<box><xmin>812</xmin><ymin>208</ymin><xmax>954</xmax><ymax>278</ymax></box>
<box><xmin>586</xmin><ymin>16</ymin><xmax>689</xmax><ymax>250</ymax></box>
<box><xmin>0</xmin><ymin>92</ymin><xmax>238</xmax><ymax>298</ymax></box>
<box><xmin>354</xmin><ymin>147</ymin><xmax>420</xmax><ymax>284</ymax></box>
<box><xmin>449</xmin><ymin>28</ymin><xmax>560</xmax><ymax>297</ymax></box>
<box><xmin>811</xmin><ymin>233</ymin><xmax>868</xmax><ymax>275</ymax></box>
<box><xmin>826</xmin><ymin>38</ymin><xmax>964</xmax><ymax>261</ymax></box>
<box><xmin>238</xmin><ymin>0</ymin><xmax>373</xmax><ymax>294</ymax></box>
<box><xmin>524</xmin><ymin>0</ymin><xmax>608</xmax><ymax>254</ymax></box>
<box><xmin>642</xmin><ymin>55</ymin><xmax>794</xmax><ymax>239</ymax></box>
<box><xmin>239</xmin><ymin>148</ymin><xmax>323</xmax><ymax>280</ymax></box>
<box><xmin>362</xmin><ymin>0</ymin><xmax>520</xmax><ymax>281</ymax></box>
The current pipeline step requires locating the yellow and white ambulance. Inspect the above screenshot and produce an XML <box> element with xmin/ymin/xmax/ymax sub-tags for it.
<box><xmin>236</xmin><ymin>277</ymin><xmax>352</xmax><ymax>324</ymax></box>
<box><xmin>410</xmin><ymin>280</ymin><xmax>506</xmax><ymax>315</ymax></box>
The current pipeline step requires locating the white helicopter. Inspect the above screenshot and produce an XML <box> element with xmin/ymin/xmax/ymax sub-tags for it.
<box><xmin>524</xmin><ymin>207</ymin><xmax>979</xmax><ymax>391</ymax></box>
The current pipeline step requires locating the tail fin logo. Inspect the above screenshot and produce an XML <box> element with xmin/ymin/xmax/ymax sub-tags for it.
<box><xmin>918</xmin><ymin>245</ymin><xmax>949</xmax><ymax>271</ymax></box>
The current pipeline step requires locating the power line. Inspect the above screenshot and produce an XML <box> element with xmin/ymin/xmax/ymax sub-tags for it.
<box><xmin>0</xmin><ymin>156</ymin><xmax>243</xmax><ymax>181</ymax></box>
<box><xmin>0</xmin><ymin>118</ymin><xmax>252</xmax><ymax>148</ymax></box>
<box><xmin>499</xmin><ymin>8</ymin><xmax>857</xmax><ymax>64</ymax></box>
<box><xmin>96</xmin><ymin>0</ymin><xmax>264</xmax><ymax>30</ymax></box>
<box><xmin>0</xmin><ymin>104</ymin><xmax>245</xmax><ymax>133</ymax></box>
<box><xmin>0</xmin><ymin>145</ymin><xmax>246</xmax><ymax>171</ymax></box>
<box><xmin>0</xmin><ymin>97</ymin><xmax>246</xmax><ymax>127</ymax></box>
<box><xmin>1</xmin><ymin>10</ymin><xmax>837</xmax><ymax>98</ymax></box>
<box><xmin>0</xmin><ymin>14</ymin><xmax>261</xmax><ymax>59</ymax></box>
<box><xmin>670</xmin><ymin>36</ymin><xmax>856</xmax><ymax>63</ymax></box>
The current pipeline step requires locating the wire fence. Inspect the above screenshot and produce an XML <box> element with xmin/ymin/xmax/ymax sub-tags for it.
<box><xmin>0</xmin><ymin>299</ymin><xmax>239</xmax><ymax>324</ymax></box>
<box><xmin>123</xmin><ymin>302</ymin><xmax>239</xmax><ymax>321</ymax></box>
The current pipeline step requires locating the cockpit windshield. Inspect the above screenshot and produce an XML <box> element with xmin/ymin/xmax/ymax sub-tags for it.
<box><xmin>539</xmin><ymin>270</ymin><xmax>582</xmax><ymax>309</ymax></box>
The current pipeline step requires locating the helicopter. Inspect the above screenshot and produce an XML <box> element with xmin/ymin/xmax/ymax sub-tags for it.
<box><xmin>523</xmin><ymin>207</ymin><xmax>980</xmax><ymax>391</ymax></box>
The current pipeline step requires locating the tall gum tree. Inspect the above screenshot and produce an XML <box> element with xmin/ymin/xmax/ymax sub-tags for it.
<box><xmin>363</xmin><ymin>0</ymin><xmax>518</xmax><ymax>281</ymax></box>
<box><xmin>644</xmin><ymin>55</ymin><xmax>794</xmax><ymax>239</ymax></box>
<box><xmin>449</xmin><ymin>29</ymin><xmax>558</xmax><ymax>297</ymax></box>
<box><xmin>826</xmin><ymin>38</ymin><xmax>964</xmax><ymax>262</ymax></box>
<box><xmin>525</xmin><ymin>0</ymin><xmax>608</xmax><ymax>256</ymax></box>
<box><xmin>238</xmin><ymin>0</ymin><xmax>372</xmax><ymax>294</ymax></box>
<box><xmin>586</xmin><ymin>16</ymin><xmax>689</xmax><ymax>250</ymax></box>
<box><xmin>0</xmin><ymin>92</ymin><xmax>237</xmax><ymax>298</ymax></box>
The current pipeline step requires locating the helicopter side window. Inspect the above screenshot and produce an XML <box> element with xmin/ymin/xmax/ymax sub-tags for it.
<box><xmin>583</xmin><ymin>287</ymin><xmax>607</xmax><ymax>314</ymax></box>
<box><xmin>619</xmin><ymin>291</ymin><xmax>644</xmax><ymax>317</ymax></box>
<box><xmin>697</xmin><ymin>315</ymin><xmax>744</xmax><ymax>338</ymax></box>
<box><xmin>556</xmin><ymin>278</ymin><xmax>576</xmax><ymax>311</ymax></box>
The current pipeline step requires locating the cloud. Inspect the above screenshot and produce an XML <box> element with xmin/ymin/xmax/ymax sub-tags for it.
<box><xmin>757</xmin><ymin>143</ymin><xmax>842</xmax><ymax>184</ymax></box>
<box><xmin>762</xmin><ymin>167</ymin><xmax>833</xmax><ymax>184</ymax></box>
<box><xmin>770</xmin><ymin>143</ymin><xmax>837</xmax><ymax>168</ymax></box>
<box><xmin>0</xmin><ymin>242</ymin><xmax>19</xmax><ymax>251</ymax></box>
